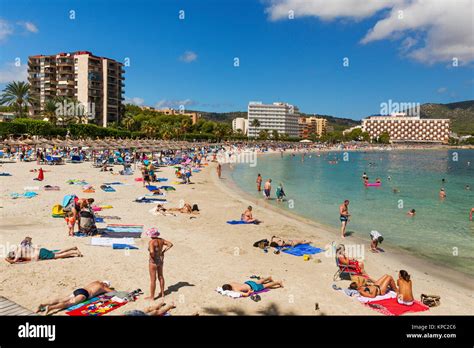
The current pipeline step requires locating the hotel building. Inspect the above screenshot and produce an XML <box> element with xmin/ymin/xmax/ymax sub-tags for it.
<box><xmin>247</xmin><ymin>102</ymin><xmax>299</xmax><ymax>138</ymax></box>
<box><xmin>361</xmin><ymin>114</ymin><xmax>450</xmax><ymax>143</ymax></box>
<box><xmin>298</xmin><ymin>117</ymin><xmax>328</xmax><ymax>138</ymax></box>
<box><xmin>157</xmin><ymin>108</ymin><xmax>201</xmax><ymax>125</ymax></box>
<box><xmin>28</xmin><ymin>51</ymin><xmax>125</xmax><ymax>127</ymax></box>
<box><xmin>232</xmin><ymin>117</ymin><xmax>248</xmax><ymax>135</ymax></box>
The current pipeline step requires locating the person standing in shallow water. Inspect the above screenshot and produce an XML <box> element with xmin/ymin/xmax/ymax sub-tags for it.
<box><xmin>256</xmin><ymin>174</ymin><xmax>262</xmax><ymax>192</ymax></box>
<box><xmin>216</xmin><ymin>162</ymin><xmax>222</xmax><ymax>179</ymax></box>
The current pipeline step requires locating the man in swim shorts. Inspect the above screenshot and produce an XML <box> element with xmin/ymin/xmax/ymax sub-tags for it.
<box><xmin>5</xmin><ymin>246</ymin><xmax>82</xmax><ymax>264</ymax></box>
<box><xmin>264</xmin><ymin>179</ymin><xmax>272</xmax><ymax>199</ymax></box>
<box><xmin>36</xmin><ymin>280</ymin><xmax>113</xmax><ymax>315</ymax></box>
<box><xmin>339</xmin><ymin>200</ymin><xmax>350</xmax><ymax>238</ymax></box>
<box><xmin>221</xmin><ymin>276</ymin><xmax>283</xmax><ymax>297</ymax></box>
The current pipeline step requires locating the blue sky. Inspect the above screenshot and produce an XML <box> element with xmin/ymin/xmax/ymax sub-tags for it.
<box><xmin>0</xmin><ymin>0</ymin><xmax>473</xmax><ymax>120</ymax></box>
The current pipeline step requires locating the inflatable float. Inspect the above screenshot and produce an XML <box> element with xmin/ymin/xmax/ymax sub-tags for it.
<box><xmin>365</xmin><ymin>182</ymin><xmax>381</xmax><ymax>187</ymax></box>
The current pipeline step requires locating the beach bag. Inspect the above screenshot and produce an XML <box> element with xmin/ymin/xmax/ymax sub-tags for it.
<box><xmin>421</xmin><ymin>294</ymin><xmax>440</xmax><ymax>307</ymax></box>
<box><xmin>52</xmin><ymin>204</ymin><xmax>65</xmax><ymax>218</ymax></box>
<box><xmin>192</xmin><ymin>204</ymin><xmax>199</xmax><ymax>212</ymax></box>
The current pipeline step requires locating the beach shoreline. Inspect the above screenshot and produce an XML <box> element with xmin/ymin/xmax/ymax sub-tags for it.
<box><xmin>0</xmin><ymin>158</ymin><xmax>472</xmax><ymax>315</ymax></box>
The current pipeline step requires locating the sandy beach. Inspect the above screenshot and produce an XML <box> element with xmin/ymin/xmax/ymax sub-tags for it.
<box><xmin>0</xmin><ymin>157</ymin><xmax>472</xmax><ymax>315</ymax></box>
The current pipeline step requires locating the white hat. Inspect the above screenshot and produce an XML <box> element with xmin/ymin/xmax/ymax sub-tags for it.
<box><xmin>102</xmin><ymin>280</ymin><xmax>111</xmax><ymax>287</ymax></box>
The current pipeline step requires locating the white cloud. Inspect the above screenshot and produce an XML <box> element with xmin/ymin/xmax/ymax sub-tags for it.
<box><xmin>179</xmin><ymin>51</ymin><xmax>198</xmax><ymax>63</ymax></box>
<box><xmin>265</xmin><ymin>0</ymin><xmax>474</xmax><ymax>65</ymax></box>
<box><xmin>22</xmin><ymin>22</ymin><xmax>39</xmax><ymax>33</ymax></box>
<box><xmin>124</xmin><ymin>96</ymin><xmax>144</xmax><ymax>105</ymax></box>
<box><xmin>0</xmin><ymin>62</ymin><xmax>27</xmax><ymax>83</ymax></box>
<box><xmin>437</xmin><ymin>87</ymin><xmax>447</xmax><ymax>94</ymax></box>
<box><xmin>0</xmin><ymin>19</ymin><xmax>13</xmax><ymax>41</ymax></box>
<box><xmin>155</xmin><ymin>99</ymin><xmax>197</xmax><ymax>109</ymax></box>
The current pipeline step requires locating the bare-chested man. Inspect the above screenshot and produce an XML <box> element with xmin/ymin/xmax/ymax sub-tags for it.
<box><xmin>264</xmin><ymin>178</ymin><xmax>272</xmax><ymax>199</ymax></box>
<box><xmin>339</xmin><ymin>199</ymin><xmax>351</xmax><ymax>238</ymax></box>
<box><xmin>5</xmin><ymin>245</ymin><xmax>82</xmax><ymax>264</ymax></box>
<box><xmin>269</xmin><ymin>236</ymin><xmax>311</xmax><ymax>248</ymax></box>
<box><xmin>36</xmin><ymin>280</ymin><xmax>113</xmax><ymax>315</ymax></box>
<box><xmin>221</xmin><ymin>276</ymin><xmax>283</xmax><ymax>297</ymax></box>
<box><xmin>146</xmin><ymin>228</ymin><xmax>173</xmax><ymax>301</ymax></box>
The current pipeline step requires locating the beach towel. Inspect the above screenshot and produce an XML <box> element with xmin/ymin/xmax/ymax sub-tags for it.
<box><xmin>10</xmin><ymin>191</ymin><xmax>37</xmax><ymax>199</ymax></box>
<box><xmin>158</xmin><ymin>186</ymin><xmax>176</xmax><ymax>191</ymax></box>
<box><xmin>101</xmin><ymin>185</ymin><xmax>116</xmax><ymax>192</ymax></box>
<box><xmin>101</xmin><ymin>231</ymin><xmax>142</xmax><ymax>238</ymax></box>
<box><xmin>135</xmin><ymin>196</ymin><xmax>167</xmax><ymax>203</ymax></box>
<box><xmin>106</xmin><ymin>224</ymin><xmax>143</xmax><ymax>233</ymax></box>
<box><xmin>134</xmin><ymin>178</ymin><xmax>143</xmax><ymax>182</ymax></box>
<box><xmin>277</xmin><ymin>244</ymin><xmax>324</xmax><ymax>257</ymax></box>
<box><xmin>23</xmin><ymin>186</ymin><xmax>39</xmax><ymax>191</ymax></box>
<box><xmin>66</xmin><ymin>294</ymin><xmax>127</xmax><ymax>316</ymax></box>
<box><xmin>91</xmin><ymin>237</ymin><xmax>135</xmax><ymax>247</ymax></box>
<box><xmin>0</xmin><ymin>172</ymin><xmax>12</xmax><ymax>176</ymax></box>
<box><xmin>364</xmin><ymin>298</ymin><xmax>429</xmax><ymax>316</ymax></box>
<box><xmin>73</xmin><ymin>232</ymin><xmax>88</xmax><ymax>237</ymax></box>
<box><xmin>146</xmin><ymin>185</ymin><xmax>159</xmax><ymax>191</ymax></box>
<box><xmin>227</xmin><ymin>220</ymin><xmax>256</xmax><ymax>225</ymax></box>
<box><xmin>157</xmin><ymin>178</ymin><xmax>168</xmax><ymax>182</ymax></box>
<box><xmin>44</xmin><ymin>185</ymin><xmax>60</xmax><ymax>191</ymax></box>
<box><xmin>113</xmin><ymin>244</ymin><xmax>139</xmax><ymax>250</ymax></box>
<box><xmin>95</xmin><ymin>217</ymin><xmax>105</xmax><ymax>223</ymax></box>
<box><xmin>67</xmin><ymin>179</ymin><xmax>88</xmax><ymax>185</ymax></box>
<box><xmin>103</xmin><ymin>182</ymin><xmax>124</xmax><ymax>185</ymax></box>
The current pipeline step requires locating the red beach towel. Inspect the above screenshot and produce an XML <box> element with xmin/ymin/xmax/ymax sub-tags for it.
<box><xmin>364</xmin><ymin>298</ymin><xmax>429</xmax><ymax>316</ymax></box>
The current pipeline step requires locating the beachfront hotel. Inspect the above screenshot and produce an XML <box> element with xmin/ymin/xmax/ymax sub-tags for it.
<box><xmin>298</xmin><ymin>116</ymin><xmax>328</xmax><ymax>138</ymax></box>
<box><xmin>247</xmin><ymin>102</ymin><xmax>300</xmax><ymax>138</ymax></box>
<box><xmin>232</xmin><ymin>117</ymin><xmax>248</xmax><ymax>135</ymax></box>
<box><xmin>157</xmin><ymin>108</ymin><xmax>201</xmax><ymax>125</ymax></box>
<box><xmin>361</xmin><ymin>113</ymin><xmax>451</xmax><ymax>143</ymax></box>
<box><xmin>28</xmin><ymin>51</ymin><xmax>125</xmax><ymax>127</ymax></box>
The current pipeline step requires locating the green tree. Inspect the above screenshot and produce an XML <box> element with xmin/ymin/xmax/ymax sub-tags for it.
<box><xmin>42</xmin><ymin>99</ymin><xmax>59</xmax><ymax>125</ymax></box>
<box><xmin>271</xmin><ymin>130</ymin><xmax>279</xmax><ymax>140</ymax></box>
<box><xmin>142</xmin><ymin>121</ymin><xmax>157</xmax><ymax>137</ymax></box>
<box><xmin>122</xmin><ymin>116</ymin><xmax>137</xmax><ymax>131</ymax></box>
<box><xmin>0</xmin><ymin>81</ymin><xmax>35</xmax><ymax>118</ymax></box>
<box><xmin>258</xmin><ymin>129</ymin><xmax>269</xmax><ymax>140</ymax></box>
<box><xmin>377</xmin><ymin>131</ymin><xmax>390</xmax><ymax>144</ymax></box>
<box><xmin>251</xmin><ymin>119</ymin><xmax>260</xmax><ymax>128</ymax></box>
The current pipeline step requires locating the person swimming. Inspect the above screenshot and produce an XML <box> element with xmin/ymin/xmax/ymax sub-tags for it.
<box><xmin>407</xmin><ymin>209</ymin><xmax>416</xmax><ymax>216</ymax></box>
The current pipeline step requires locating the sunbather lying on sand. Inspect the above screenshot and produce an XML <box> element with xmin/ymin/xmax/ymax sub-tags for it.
<box><xmin>154</xmin><ymin>204</ymin><xmax>176</xmax><ymax>216</ymax></box>
<box><xmin>349</xmin><ymin>274</ymin><xmax>397</xmax><ymax>298</ymax></box>
<box><xmin>36</xmin><ymin>280</ymin><xmax>113</xmax><ymax>315</ymax></box>
<box><xmin>221</xmin><ymin>276</ymin><xmax>283</xmax><ymax>297</ymax></box>
<box><xmin>167</xmin><ymin>203</ymin><xmax>199</xmax><ymax>214</ymax></box>
<box><xmin>5</xmin><ymin>246</ymin><xmax>82</xmax><ymax>264</ymax></box>
<box><xmin>124</xmin><ymin>302</ymin><xmax>176</xmax><ymax>316</ymax></box>
<box><xmin>269</xmin><ymin>236</ymin><xmax>311</xmax><ymax>248</ymax></box>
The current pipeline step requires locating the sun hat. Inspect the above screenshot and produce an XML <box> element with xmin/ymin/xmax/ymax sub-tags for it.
<box><xmin>146</xmin><ymin>227</ymin><xmax>160</xmax><ymax>238</ymax></box>
<box><xmin>102</xmin><ymin>280</ymin><xmax>111</xmax><ymax>287</ymax></box>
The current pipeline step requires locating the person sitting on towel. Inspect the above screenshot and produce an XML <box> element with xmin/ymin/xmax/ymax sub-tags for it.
<box><xmin>167</xmin><ymin>203</ymin><xmax>199</xmax><ymax>214</ymax></box>
<box><xmin>125</xmin><ymin>301</ymin><xmax>176</xmax><ymax>316</ymax></box>
<box><xmin>241</xmin><ymin>206</ymin><xmax>258</xmax><ymax>223</ymax></box>
<box><xmin>36</xmin><ymin>280</ymin><xmax>113</xmax><ymax>316</ymax></box>
<box><xmin>5</xmin><ymin>245</ymin><xmax>82</xmax><ymax>264</ymax></box>
<box><xmin>397</xmin><ymin>270</ymin><xmax>414</xmax><ymax>306</ymax></box>
<box><xmin>269</xmin><ymin>236</ymin><xmax>311</xmax><ymax>248</ymax></box>
<box><xmin>221</xmin><ymin>276</ymin><xmax>283</xmax><ymax>297</ymax></box>
<box><xmin>349</xmin><ymin>274</ymin><xmax>397</xmax><ymax>298</ymax></box>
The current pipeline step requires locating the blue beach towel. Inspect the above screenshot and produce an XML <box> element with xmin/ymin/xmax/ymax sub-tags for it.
<box><xmin>157</xmin><ymin>178</ymin><xmax>168</xmax><ymax>182</ymax></box>
<box><xmin>146</xmin><ymin>185</ymin><xmax>159</xmax><ymax>191</ymax></box>
<box><xmin>226</xmin><ymin>220</ymin><xmax>256</xmax><ymax>225</ymax></box>
<box><xmin>112</xmin><ymin>244</ymin><xmax>139</xmax><ymax>250</ymax></box>
<box><xmin>135</xmin><ymin>198</ymin><xmax>167</xmax><ymax>203</ymax></box>
<box><xmin>277</xmin><ymin>244</ymin><xmax>324</xmax><ymax>256</ymax></box>
<box><xmin>103</xmin><ymin>182</ymin><xmax>124</xmax><ymax>185</ymax></box>
<box><xmin>95</xmin><ymin>217</ymin><xmax>105</xmax><ymax>223</ymax></box>
<box><xmin>0</xmin><ymin>172</ymin><xmax>12</xmax><ymax>176</ymax></box>
<box><xmin>106</xmin><ymin>226</ymin><xmax>143</xmax><ymax>233</ymax></box>
<box><xmin>101</xmin><ymin>186</ymin><xmax>116</xmax><ymax>192</ymax></box>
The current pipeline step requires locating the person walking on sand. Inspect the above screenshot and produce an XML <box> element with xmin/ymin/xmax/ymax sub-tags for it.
<box><xmin>217</xmin><ymin>162</ymin><xmax>222</xmax><ymax>179</ymax></box>
<box><xmin>339</xmin><ymin>200</ymin><xmax>351</xmax><ymax>238</ymax></box>
<box><xmin>256</xmin><ymin>174</ymin><xmax>262</xmax><ymax>192</ymax></box>
<box><xmin>146</xmin><ymin>228</ymin><xmax>173</xmax><ymax>301</ymax></box>
<box><xmin>264</xmin><ymin>178</ymin><xmax>272</xmax><ymax>199</ymax></box>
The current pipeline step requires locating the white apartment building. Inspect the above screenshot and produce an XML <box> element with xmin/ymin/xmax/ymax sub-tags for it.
<box><xmin>28</xmin><ymin>51</ymin><xmax>125</xmax><ymax>127</ymax></box>
<box><xmin>232</xmin><ymin>117</ymin><xmax>248</xmax><ymax>135</ymax></box>
<box><xmin>247</xmin><ymin>102</ymin><xmax>299</xmax><ymax>138</ymax></box>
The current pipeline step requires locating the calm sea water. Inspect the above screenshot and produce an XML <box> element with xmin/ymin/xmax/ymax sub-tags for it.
<box><xmin>229</xmin><ymin>149</ymin><xmax>474</xmax><ymax>275</ymax></box>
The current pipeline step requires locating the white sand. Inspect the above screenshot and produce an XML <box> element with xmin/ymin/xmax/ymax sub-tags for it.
<box><xmin>0</xmin><ymin>159</ymin><xmax>472</xmax><ymax>315</ymax></box>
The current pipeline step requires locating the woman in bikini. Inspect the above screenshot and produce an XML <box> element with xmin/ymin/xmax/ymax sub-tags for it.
<box><xmin>350</xmin><ymin>274</ymin><xmax>397</xmax><ymax>298</ymax></box>
<box><xmin>397</xmin><ymin>270</ymin><xmax>414</xmax><ymax>306</ymax></box>
<box><xmin>336</xmin><ymin>244</ymin><xmax>366</xmax><ymax>275</ymax></box>
<box><xmin>146</xmin><ymin>228</ymin><xmax>173</xmax><ymax>301</ymax></box>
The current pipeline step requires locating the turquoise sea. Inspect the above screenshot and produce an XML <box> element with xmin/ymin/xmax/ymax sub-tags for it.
<box><xmin>229</xmin><ymin>149</ymin><xmax>474</xmax><ymax>275</ymax></box>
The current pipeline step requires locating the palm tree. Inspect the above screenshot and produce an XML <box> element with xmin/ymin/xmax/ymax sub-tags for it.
<box><xmin>42</xmin><ymin>99</ymin><xmax>58</xmax><ymax>125</ymax></box>
<box><xmin>142</xmin><ymin>121</ymin><xmax>157</xmax><ymax>138</ymax></box>
<box><xmin>251</xmin><ymin>119</ymin><xmax>260</xmax><ymax>128</ymax></box>
<box><xmin>0</xmin><ymin>81</ymin><xmax>35</xmax><ymax>118</ymax></box>
<box><xmin>122</xmin><ymin>116</ymin><xmax>136</xmax><ymax>131</ymax></box>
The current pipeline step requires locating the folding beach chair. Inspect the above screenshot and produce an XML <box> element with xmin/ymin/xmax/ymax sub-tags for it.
<box><xmin>332</xmin><ymin>241</ymin><xmax>363</xmax><ymax>281</ymax></box>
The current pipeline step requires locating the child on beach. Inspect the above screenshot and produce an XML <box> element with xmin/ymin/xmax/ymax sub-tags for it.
<box><xmin>65</xmin><ymin>212</ymin><xmax>76</xmax><ymax>236</ymax></box>
<box><xmin>369</xmin><ymin>230</ymin><xmax>383</xmax><ymax>252</ymax></box>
